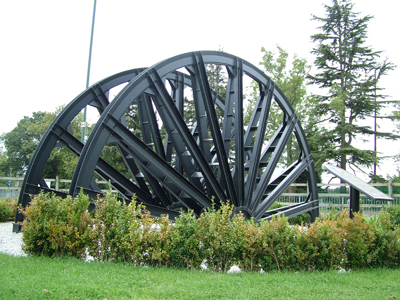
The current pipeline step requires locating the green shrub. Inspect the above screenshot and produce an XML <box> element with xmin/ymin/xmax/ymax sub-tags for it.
<box><xmin>0</xmin><ymin>198</ymin><xmax>17</xmax><ymax>222</ymax></box>
<box><xmin>319</xmin><ymin>205</ymin><xmax>346</xmax><ymax>221</ymax></box>
<box><xmin>297</xmin><ymin>218</ymin><xmax>346</xmax><ymax>271</ymax></box>
<box><xmin>20</xmin><ymin>192</ymin><xmax>61</xmax><ymax>256</ymax></box>
<box><xmin>87</xmin><ymin>191</ymin><xmax>136</xmax><ymax>262</ymax></box>
<box><xmin>45</xmin><ymin>192</ymin><xmax>92</xmax><ymax>258</ymax></box>
<box><xmin>288</xmin><ymin>212</ymin><xmax>311</xmax><ymax>225</ymax></box>
<box><xmin>196</xmin><ymin>202</ymin><xmax>240</xmax><ymax>272</ymax></box>
<box><xmin>117</xmin><ymin>199</ymin><xmax>150</xmax><ymax>265</ymax></box>
<box><xmin>145</xmin><ymin>215</ymin><xmax>175</xmax><ymax>267</ymax></box>
<box><xmin>268</xmin><ymin>202</ymin><xmax>284</xmax><ymax>210</ymax></box>
<box><xmin>367</xmin><ymin>212</ymin><xmax>400</xmax><ymax>268</ymax></box>
<box><xmin>169</xmin><ymin>209</ymin><xmax>203</xmax><ymax>269</ymax></box>
<box><xmin>235</xmin><ymin>217</ymin><xmax>265</xmax><ymax>272</ymax></box>
<box><xmin>385</xmin><ymin>205</ymin><xmax>400</xmax><ymax>228</ymax></box>
<box><xmin>259</xmin><ymin>214</ymin><xmax>297</xmax><ymax>271</ymax></box>
<box><xmin>20</xmin><ymin>191</ymin><xmax>91</xmax><ymax>257</ymax></box>
<box><xmin>337</xmin><ymin>212</ymin><xmax>376</xmax><ymax>269</ymax></box>
<box><xmin>86</xmin><ymin>192</ymin><xmax>174</xmax><ymax>267</ymax></box>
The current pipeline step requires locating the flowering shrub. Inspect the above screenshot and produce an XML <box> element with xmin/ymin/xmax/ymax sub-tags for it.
<box><xmin>19</xmin><ymin>192</ymin><xmax>400</xmax><ymax>271</ymax></box>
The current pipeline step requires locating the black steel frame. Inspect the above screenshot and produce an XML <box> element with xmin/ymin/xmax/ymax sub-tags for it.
<box><xmin>14</xmin><ymin>51</ymin><xmax>319</xmax><ymax>231</ymax></box>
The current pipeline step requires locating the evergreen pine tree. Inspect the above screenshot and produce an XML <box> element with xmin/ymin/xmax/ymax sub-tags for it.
<box><xmin>308</xmin><ymin>0</ymin><xmax>395</xmax><ymax>172</ymax></box>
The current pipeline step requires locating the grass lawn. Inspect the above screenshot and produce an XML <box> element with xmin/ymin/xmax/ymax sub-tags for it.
<box><xmin>0</xmin><ymin>253</ymin><xmax>399</xmax><ymax>299</ymax></box>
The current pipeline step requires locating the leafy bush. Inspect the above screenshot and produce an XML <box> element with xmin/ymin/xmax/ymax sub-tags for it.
<box><xmin>169</xmin><ymin>209</ymin><xmax>203</xmax><ymax>269</ymax></box>
<box><xmin>288</xmin><ymin>212</ymin><xmax>311</xmax><ymax>225</ymax></box>
<box><xmin>19</xmin><ymin>191</ymin><xmax>400</xmax><ymax>272</ymax></box>
<box><xmin>319</xmin><ymin>205</ymin><xmax>347</xmax><ymax>221</ymax></box>
<box><xmin>196</xmin><ymin>202</ymin><xmax>240</xmax><ymax>272</ymax></box>
<box><xmin>0</xmin><ymin>198</ymin><xmax>17</xmax><ymax>222</ymax></box>
<box><xmin>268</xmin><ymin>202</ymin><xmax>284</xmax><ymax>210</ymax></box>
<box><xmin>86</xmin><ymin>191</ymin><xmax>174</xmax><ymax>267</ymax></box>
<box><xmin>367</xmin><ymin>212</ymin><xmax>400</xmax><ymax>268</ymax></box>
<box><xmin>259</xmin><ymin>215</ymin><xmax>298</xmax><ymax>271</ymax></box>
<box><xmin>86</xmin><ymin>191</ymin><xmax>131</xmax><ymax>262</ymax></box>
<box><xmin>235</xmin><ymin>217</ymin><xmax>265</xmax><ymax>272</ymax></box>
<box><xmin>45</xmin><ymin>192</ymin><xmax>91</xmax><ymax>258</ymax></box>
<box><xmin>20</xmin><ymin>191</ymin><xmax>91</xmax><ymax>257</ymax></box>
<box><xmin>296</xmin><ymin>218</ymin><xmax>346</xmax><ymax>271</ymax></box>
<box><xmin>20</xmin><ymin>192</ymin><xmax>61</xmax><ymax>256</ymax></box>
<box><xmin>336</xmin><ymin>212</ymin><xmax>376</xmax><ymax>269</ymax></box>
<box><xmin>385</xmin><ymin>205</ymin><xmax>400</xmax><ymax>228</ymax></box>
<box><xmin>118</xmin><ymin>199</ymin><xmax>153</xmax><ymax>265</ymax></box>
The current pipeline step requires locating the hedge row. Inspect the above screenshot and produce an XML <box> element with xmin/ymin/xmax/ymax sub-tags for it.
<box><xmin>19</xmin><ymin>191</ymin><xmax>400</xmax><ymax>272</ymax></box>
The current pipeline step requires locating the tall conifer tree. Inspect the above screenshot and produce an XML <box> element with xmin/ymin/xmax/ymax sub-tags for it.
<box><xmin>308</xmin><ymin>0</ymin><xmax>395</xmax><ymax>172</ymax></box>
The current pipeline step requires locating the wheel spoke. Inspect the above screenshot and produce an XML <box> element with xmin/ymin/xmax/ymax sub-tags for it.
<box><xmin>192</xmin><ymin>52</ymin><xmax>238</xmax><ymax>206</ymax></box>
<box><xmin>147</xmin><ymin>68</ymin><xmax>228</xmax><ymax>202</ymax></box>
<box><xmin>103</xmin><ymin>114</ymin><xmax>212</xmax><ymax>213</ymax></box>
<box><xmin>254</xmin><ymin>155</ymin><xmax>313</xmax><ymax>220</ymax></box>
<box><xmin>244</xmin><ymin>81</ymin><xmax>274</xmax><ymax>208</ymax></box>
<box><xmin>249</xmin><ymin>114</ymin><xmax>298</xmax><ymax>210</ymax></box>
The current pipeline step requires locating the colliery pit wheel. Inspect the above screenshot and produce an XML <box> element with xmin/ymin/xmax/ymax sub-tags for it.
<box><xmin>15</xmin><ymin>51</ymin><xmax>319</xmax><ymax>228</ymax></box>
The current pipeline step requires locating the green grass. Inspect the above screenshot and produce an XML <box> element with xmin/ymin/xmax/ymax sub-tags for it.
<box><xmin>0</xmin><ymin>253</ymin><xmax>399</xmax><ymax>299</ymax></box>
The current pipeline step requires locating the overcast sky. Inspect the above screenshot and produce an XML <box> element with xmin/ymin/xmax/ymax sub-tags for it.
<box><xmin>0</xmin><ymin>0</ymin><xmax>399</xmax><ymax>179</ymax></box>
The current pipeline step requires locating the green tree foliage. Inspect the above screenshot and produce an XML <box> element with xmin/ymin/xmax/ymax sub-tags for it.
<box><xmin>0</xmin><ymin>146</ymin><xmax>7</xmax><ymax>177</ymax></box>
<box><xmin>206</xmin><ymin>47</ymin><xmax>228</xmax><ymax>124</ymax></box>
<box><xmin>0</xmin><ymin>109</ymin><xmax>89</xmax><ymax>178</ymax></box>
<box><xmin>124</xmin><ymin>100</ymin><xmax>143</xmax><ymax>138</ymax></box>
<box><xmin>0</xmin><ymin>111</ymin><xmax>56</xmax><ymax>176</ymax></box>
<box><xmin>206</xmin><ymin>63</ymin><xmax>227</xmax><ymax>101</ymax></box>
<box><xmin>308</xmin><ymin>0</ymin><xmax>396</xmax><ymax>172</ymax></box>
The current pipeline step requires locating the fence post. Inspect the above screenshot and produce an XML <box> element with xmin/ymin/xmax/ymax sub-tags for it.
<box><xmin>388</xmin><ymin>178</ymin><xmax>392</xmax><ymax>206</ymax></box>
<box><xmin>55</xmin><ymin>176</ymin><xmax>59</xmax><ymax>191</ymax></box>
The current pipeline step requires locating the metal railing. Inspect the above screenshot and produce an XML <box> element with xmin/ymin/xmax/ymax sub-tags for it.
<box><xmin>0</xmin><ymin>176</ymin><xmax>119</xmax><ymax>198</ymax></box>
<box><xmin>1</xmin><ymin>177</ymin><xmax>399</xmax><ymax>216</ymax></box>
<box><xmin>276</xmin><ymin>181</ymin><xmax>399</xmax><ymax>217</ymax></box>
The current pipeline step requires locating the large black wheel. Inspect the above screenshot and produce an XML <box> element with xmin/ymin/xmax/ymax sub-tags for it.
<box><xmin>15</xmin><ymin>51</ymin><xmax>318</xmax><ymax>228</ymax></box>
